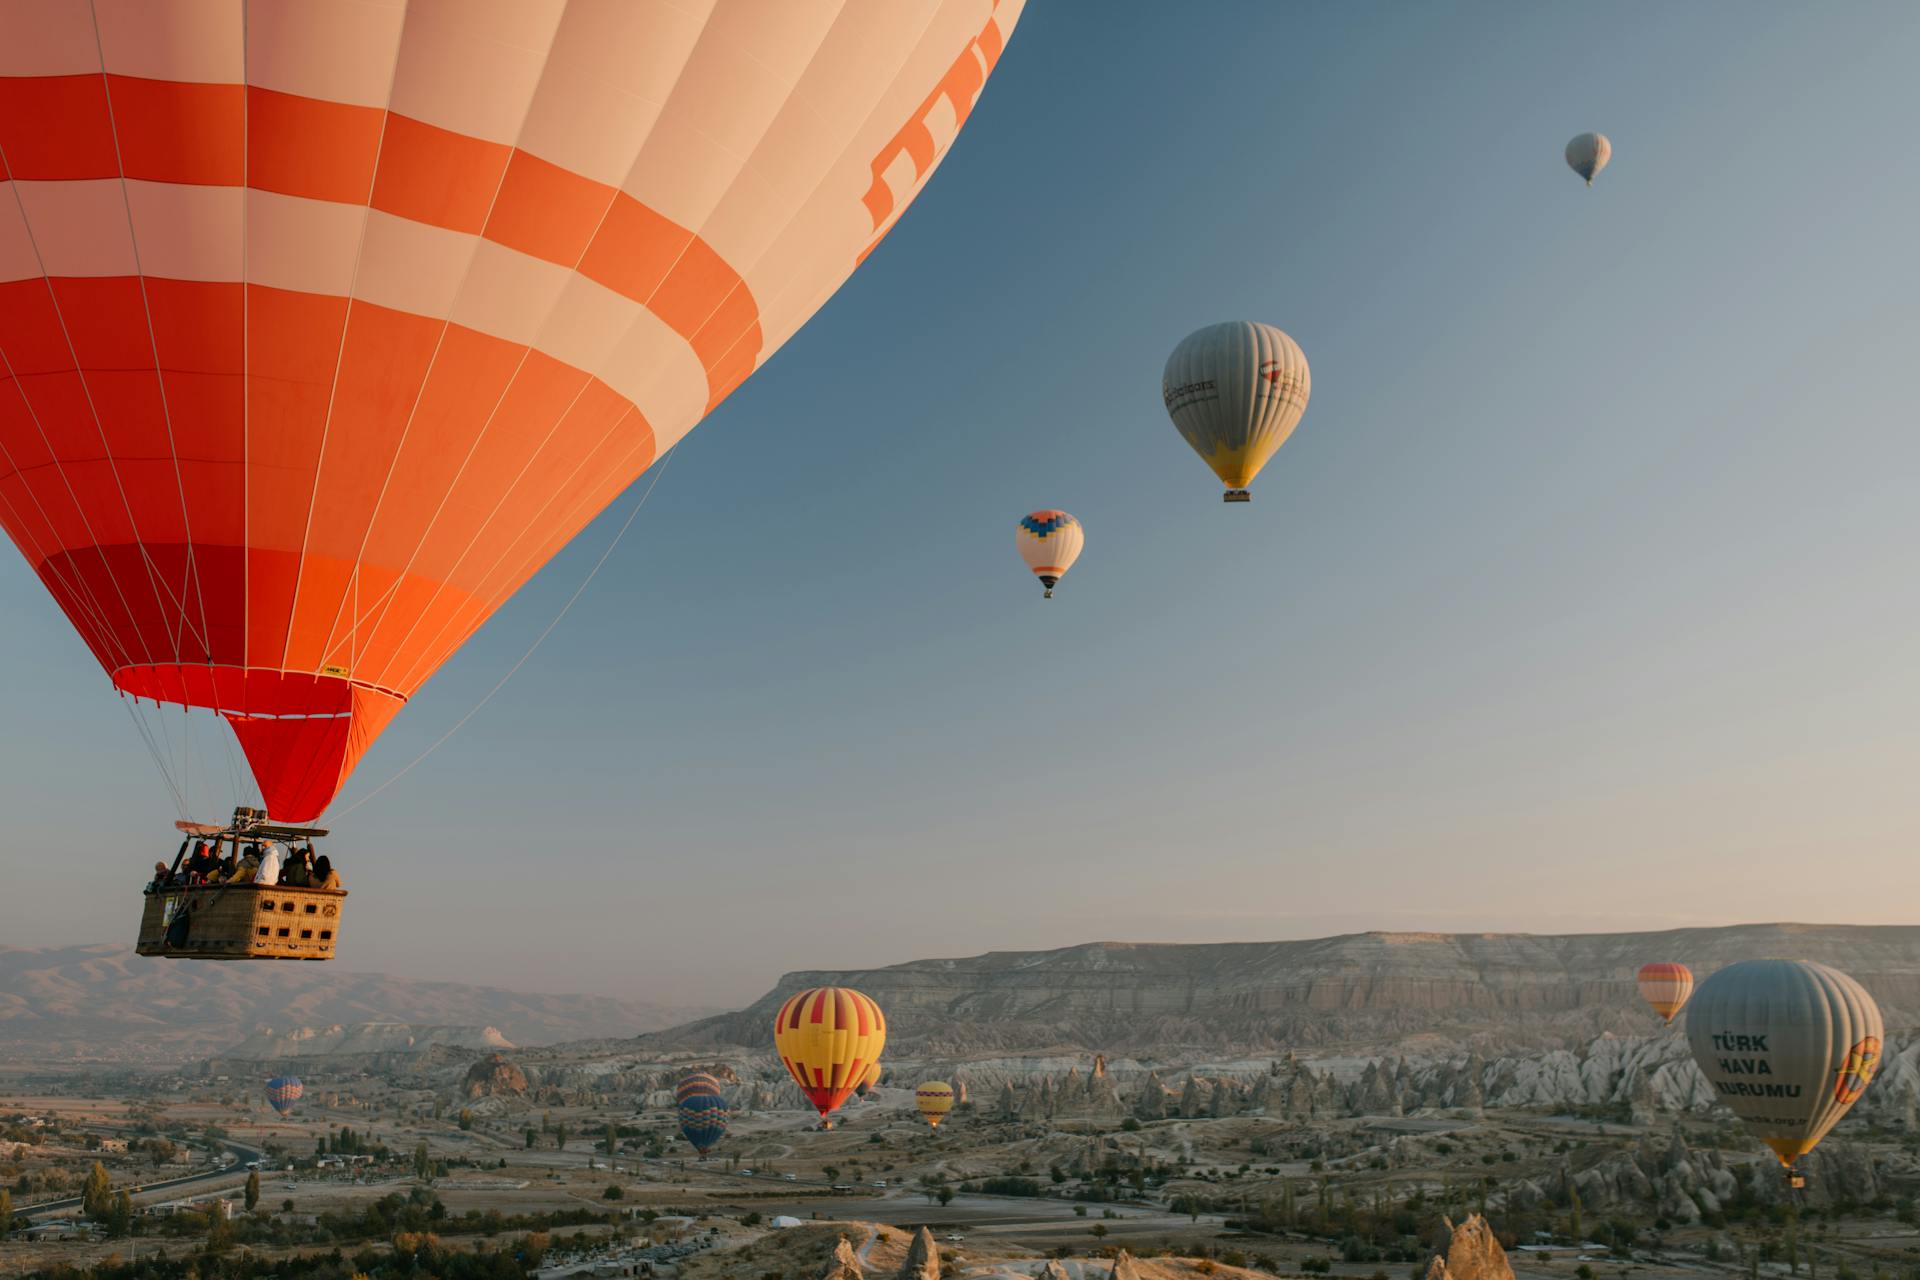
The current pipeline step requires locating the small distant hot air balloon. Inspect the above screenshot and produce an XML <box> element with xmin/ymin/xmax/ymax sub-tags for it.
<box><xmin>1017</xmin><ymin>511</ymin><xmax>1084</xmax><ymax>599</ymax></box>
<box><xmin>1163</xmin><ymin>322</ymin><xmax>1310</xmax><ymax>503</ymax></box>
<box><xmin>1637</xmin><ymin>962</ymin><xmax>1694</xmax><ymax>1023</ymax></box>
<box><xmin>1566</xmin><ymin>132</ymin><xmax>1612</xmax><ymax>186</ymax></box>
<box><xmin>677</xmin><ymin>1083</ymin><xmax>730</xmax><ymax>1157</ymax></box>
<box><xmin>773</xmin><ymin>986</ymin><xmax>886</xmax><ymax>1128</ymax></box>
<box><xmin>916</xmin><ymin>1081</ymin><xmax>956</xmax><ymax>1128</ymax></box>
<box><xmin>1684</xmin><ymin>959</ymin><xmax>1884</xmax><ymax>1181</ymax></box>
<box><xmin>854</xmin><ymin>1061</ymin><xmax>883</xmax><ymax>1099</ymax></box>
<box><xmin>265</xmin><ymin>1076</ymin><xmax>303</xmax><ymax>1117</ymax></box>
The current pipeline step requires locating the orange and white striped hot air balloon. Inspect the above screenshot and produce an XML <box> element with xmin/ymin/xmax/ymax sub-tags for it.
<box><xmin>0</xmin><ymin>0</ymin><xmax>1026</xmax><ymax>825</ymax></box>
<box><xmin>772</xmin><ymin>986</ymin><xmax>886</xmax><ymax>1127</ymax></box>
<box><xmin>915</xmin><ymin>1080</ymin><xmax>955</xmax><ymax>1128</ymax></box>
<box><xmin>1637</xmin><ymin>962</ymin><xmax>1694</xmax><ymax>1023</ymax></box>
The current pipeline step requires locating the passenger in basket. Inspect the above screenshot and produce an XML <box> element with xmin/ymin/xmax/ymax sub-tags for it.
<box><xmin>213</xmin><ymin>848</ymin><xmax>239</xmax><ymax>883</ymax></box>
<box><xmin>283</xmin><ymin>846</ymin><xmax>315</xmax><ymax>888</ymax></box>
<box><xmin>254</xmin><ymin>842</ymin><xmax>285</xmax><ymax>886</ymax></box>
<box><xmin>150</xmin><ymin>861</ymin><xmax>172</xmax><ymax>891</ymax></box>
<box><xmin>184</xmin><ymin>842</ymin><xmax>217</xmax><ymax>884</ymax></box>
<box><xmin>313</xmin><ymin>854</ymin><xmax>342</xmax><ymax>891</ymax></box>
<box><xmin>229</xmin><ymin>844</ymin><xmax>261</xmax><ymax>885</ymax></box>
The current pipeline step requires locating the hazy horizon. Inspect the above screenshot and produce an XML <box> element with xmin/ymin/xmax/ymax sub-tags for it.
<box><xmin>5</xmin><ymin>2</ymin><xmax>1920</xmax><ymax>1007</ymax></box>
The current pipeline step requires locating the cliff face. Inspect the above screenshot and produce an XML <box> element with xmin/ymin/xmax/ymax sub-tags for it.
<box><xmin>642</xmin><ymin>924</ymin><xmax>1920</xmax><ymax>1055</ymax></box>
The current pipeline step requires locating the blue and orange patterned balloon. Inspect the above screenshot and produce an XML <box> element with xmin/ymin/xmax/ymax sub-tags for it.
<box><xmin>677</xmin><ymin>1084</ymin><xmax>730</xmax><ymax>1156</ymax></box>
<box><xmin>266</xmin><ymin>1076</ymin><xmax>303</xmax><ymax>1117</ymax></box>
<box><xmin>1016</xmin><ymin>511</ymin><xmax>1084</xmax><ymax>599</ymax></box>
<box><xmin>675</xmin><ymin>1072</ymin><xmax>724</xmax><ymax>1106</ymax></box>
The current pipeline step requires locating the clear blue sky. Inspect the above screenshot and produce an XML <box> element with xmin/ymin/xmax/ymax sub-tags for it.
<box><xmin>5</xmin><ymin>2</ymin><xmax>1919</xmax><ymax>1008</ymax></box>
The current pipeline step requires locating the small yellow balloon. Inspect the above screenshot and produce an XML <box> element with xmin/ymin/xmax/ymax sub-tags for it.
<box><xmin>916</xmin><ymin>1080</ymin><xmax>956</xmax><ymax>1128</ymax></box>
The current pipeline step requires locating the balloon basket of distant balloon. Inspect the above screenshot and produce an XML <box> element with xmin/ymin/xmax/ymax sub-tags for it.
<box><xmin>1222</xmin><ymin>490</ymin><xmax>1251</xmax><ymax>504</ymax></box>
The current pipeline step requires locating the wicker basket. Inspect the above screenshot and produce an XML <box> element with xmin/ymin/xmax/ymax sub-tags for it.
<box><xmin>136</xmin><ymin>882</ymin><xmax>346</xmax><ymax>961</ymax></box>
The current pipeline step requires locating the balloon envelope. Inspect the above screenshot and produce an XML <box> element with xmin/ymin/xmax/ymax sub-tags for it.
<box><xmin>773</xmin><ymin>986</ymin><xmax>886</xmax><ymax>1123</ymax></box>
<box><xmin>265</xmin><ymin>1076</ymin><xmax>303</xmax><ymax>1116</ymax></box>
<box><xmin>676</xmin><ymin>1085</ymin><xmax>730</xmax><ymax>1156</ymax></box>
<box><xmin>674</xmin><ymin>1072</ymin><xmax>723</xmax><ymax>1106</ymax></box>
<box><xmin>916</xmin><ymin>1080</ymin><xmax>955</xmax><ymax>1127</ymax></box>
<box><xmin>1162</xmin><ymin>322</ymin><xmax>1310</xmax><ymax>497</ymax></box>
<box><xmin>0</xmin><ymin>0</ymin><xmax>1026</xmax><ymax>821</ymax></box>
<box><xmin>1637</xmin><ymin>962</ymin><xmax>1694</xmax><ymax>1023</ymax></box>
<box><xmin>1566</xmin><ymin>132</ymin><xmax>1612</xmax><ymax>184</ymax></box>
<box><xmin>854</xmin><ymin>1061</ymin><xmax>883</xmax><ymax>1098</ymax></box>
<box><xmin>1016</xmin><ymin>511</ymin><xmax>1083</xmax><ymax>596</ymax></box>
<box><xmin>1684</xmin><ymin>959</ymin><xmax>1884</xmax><ymax>1167</ymax></box>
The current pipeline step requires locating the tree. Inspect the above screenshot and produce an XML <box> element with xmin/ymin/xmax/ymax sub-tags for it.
<box><xmin>458</xmin><ymin>1108</ymin><xmax>474</xmax><ymax>1131</ymax></box>
<box><xmin>604</xmin><ymin>1185</ymin><xmax>624</xmax><ymax>1200</ymax></box>
<box><xmin>937</xmin><ymin>1186</ymin><xmax>956</xmax><ymax>1207</ymax></box>
<box><xmin>1091</xmin><ymin>1225</ymin><xmax>1109</xmax><ymax>1240</ymax></box>
<box><xmin>1568</xmin><ymin>1182</ymin><xmax>1584</xmax><ymax>1243</ymax></box>
<box><xmin>207</xmin><ymin>1211</ymin><xmax>235</xmax><ymax>1255</ymax></box>
<box><xmin>245</xmin><ymin>1169</ymin><xmax>261</xmax><ymax>1212</ymax></box>
<box><xmin>414</xmin><ymin>1141</ymin><xmax>432</xmax><ymax>1182</ymax></box>
<box><xmin>554</xmin><ymin>1122</ymin><xmax>569</xmax><ymax>1151</ymax></box>
<box><xmin>104</xmin><ymin>1190</ymin><xmax>133</xmax><ymax>1238</ymax></box>
<box><xmin>82</xmin><ymin>1162</ymin><xmax>112</xmax><ymax>1219</ymax></box>
<box><xmin>0</xmin><ymin>1189</ymin><xmax>12</xmax><ymax>1240</ymax></box>
<box><xmin>605</xmin><ymin>1123</ymin><xmax>619</xmax><ymax>1157</ymax></box>
<box><xmin>525</xmin><ymin>1126</ymin><xmax>538</xmax><ymax>1149</ymax></box>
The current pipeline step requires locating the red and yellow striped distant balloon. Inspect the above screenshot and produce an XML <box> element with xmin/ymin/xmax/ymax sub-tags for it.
<box><xmin>1637</xmin><ymin>962</ymin><xmax>1694</xmax><ymax>1023</ymax></box>
<box><xmin>772</xmin><ymin>986</ymin><xmax>886</xmax><ymax>1127</ymax></box>
<box><xmin>916</xmin><ymin>1080</ymin><xmax>955</xmax><ymax>1128</ymax></box>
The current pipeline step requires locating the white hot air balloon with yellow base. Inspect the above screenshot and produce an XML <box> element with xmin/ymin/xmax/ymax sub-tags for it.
<box><xmin>1163</xmin><ymin>322</ymin><xmax>1310</xmax><ymax>503</ymax></box>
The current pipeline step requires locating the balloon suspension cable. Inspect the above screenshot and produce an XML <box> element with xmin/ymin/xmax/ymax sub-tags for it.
<box><xmin>334</xmin><ymin>445</ymin><xmax>678</xmax><ymax>819</ymax></box>
<box><xmin>120</xmin><ymin>693</ymin><xmax>188</xmax><ymax>819</ymax></box>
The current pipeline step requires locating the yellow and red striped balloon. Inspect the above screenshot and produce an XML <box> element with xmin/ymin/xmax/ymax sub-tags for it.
<box><xmin>772</xmin><ymin>986</ymin><xmax>886</xmax><ymax>1126</ymax></box>
<box><xmin>1637</xmin><ymin>962</ymin><xmax>1694</xmax><ymax>1023</ymax></box>
<box><xmin>916</xmin><ymin>1080</ymin><xmax>955</xmax><ymax>1128</ymax></box>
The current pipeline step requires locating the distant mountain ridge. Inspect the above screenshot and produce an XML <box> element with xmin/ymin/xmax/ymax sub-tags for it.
<box><xmin>636</xmin><ymin>924</ymin><xmax>1920</xmax><ymax>1057</ymax></box>
<box><xmin>0</xmin><ymin>944</ymin><xmax>715</xmax><ymax>1062</ymax></box>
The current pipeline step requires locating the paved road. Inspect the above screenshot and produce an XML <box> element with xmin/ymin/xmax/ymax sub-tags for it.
<box><xmin>19</xmin><ymin>1141</ymin><xmax>266</xmax><ymax>1224</ymax></box>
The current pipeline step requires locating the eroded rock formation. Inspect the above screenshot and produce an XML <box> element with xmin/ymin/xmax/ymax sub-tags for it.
<box><xmin>1422</xmin><ymin>1214</ymin><xmax>1514</xmax><ymax>1280</ymax></box>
